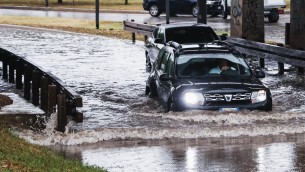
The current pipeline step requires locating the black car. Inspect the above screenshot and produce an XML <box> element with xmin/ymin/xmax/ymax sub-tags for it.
<box><xmin>145</xmin><ymin>23</ymin><xmax>219</xmax><ymax>69</ymax></box>
<box><xmin>145</xmin><ymin>41</ymin><xmax>272</xmax><ymax>112</ymax></box>
<box><xmin>143</xmin><ymin>0</ymin><xmax>198</xmax><ymax>17</ymax></box>
<box><xmin>207</xmin><ymin>0</ymin><xmax>222</xmax><ymax>16</ymax></box>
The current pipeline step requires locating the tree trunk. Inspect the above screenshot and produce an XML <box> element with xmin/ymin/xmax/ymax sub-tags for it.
<box><xmin>125</xmin><ymin>0</ymin><xmax>128</xmax><ymax>5</ymax></box>
<box><xmin>197</xmin><ymin>0</ymin><xmax>207</xmax><ymax>24</ymax></box>
<box><xmin>58</xmin><ymin>0</ymin><xmax>63</xmax><ymax>3</ymax></box>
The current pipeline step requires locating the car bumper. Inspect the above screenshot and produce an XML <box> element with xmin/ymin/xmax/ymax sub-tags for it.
<box><xmin>174</xmin><ymin>99</ymin><xmax>272</xmax><ymax>111</ymax></box>
<box><xmin>207</xmin><ymin>4</ymin><xmax>222</xmax><ymax>14</ymax></box>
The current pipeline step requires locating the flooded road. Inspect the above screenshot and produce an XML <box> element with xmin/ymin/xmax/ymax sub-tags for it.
<box><xmin>1</xmin><ymin>24</ymin><xmax>305</xmax><ymax>171</ymax></box>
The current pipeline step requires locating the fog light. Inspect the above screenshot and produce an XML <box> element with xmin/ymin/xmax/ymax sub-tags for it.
<box><xmin>183</xmin><ymin>92</ymin><xmax>205</xmax><ymax>105</ymax></box>
<box><xmin>251</xmin><ymin>90</ymin><xmax>267</xmax><ymax>103</ymax></box>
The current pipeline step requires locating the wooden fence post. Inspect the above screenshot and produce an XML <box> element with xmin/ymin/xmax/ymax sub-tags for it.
<box><xmin>8</xmin><ymin>60</ymin><xmax>15</xmax><ymax>83</ymax></box>
<box><xmin>2</xmin><ymin>60</ymin><xmax>8</xmax><ymax>80</ymax></box>
<box><xmin>32</xmin><ymin>70</ymin><xmax>40</xmax><ymax>106</ymax></box>
<box><xmin>16</xmin><ymin>60</ymin><xmax>23</xmax><ymax>89</ymax></box>
<box><xmin>57</xmin><ymin>94</ymin><xmax>67</xmax><ymax>132</ymax></box>
<box><xmin>40</xmin><ymin>76</ymin><xmax>48</xmax><ymax>111</ymax></box>
<box><xmin>24</xmin><ymin>64</ymin><xmax>32</xmax><ymax>100</ymax></box>
<box><xmin>48</xmin><ymin>85</ymin><xmax>57</xmax><ymax>115</ymax></box>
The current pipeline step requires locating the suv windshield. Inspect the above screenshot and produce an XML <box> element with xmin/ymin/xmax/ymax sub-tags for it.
<box><xmin>165</xmin><ymin>27</ymin><xmax>218</xmax><ymax>44</ymax></box>
<box><xmin>177</xmin><ymin>53</ymin><xmax>251</xmax><ymax>77</ymax></box>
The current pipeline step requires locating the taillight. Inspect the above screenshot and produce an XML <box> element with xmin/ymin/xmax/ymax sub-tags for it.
<box><xmin>278</xmin><ymin>9</ymin><xmax>284</xmax><ymax>14</ymax></box>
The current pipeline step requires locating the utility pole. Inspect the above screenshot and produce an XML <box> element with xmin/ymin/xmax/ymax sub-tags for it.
<box><xmin>166</xmin><ymin>0</ymin><xmax>170</xmax><ymax>24</ymax></box>
<box><xmin>197</xmin><ymin>0</ymin><xmax>207</xmax><ymax>24</ymax></box>
<box><xmin>96</xmin><ymin>0</ymin><xmax>99</xmax><ymax>29</ymax></box>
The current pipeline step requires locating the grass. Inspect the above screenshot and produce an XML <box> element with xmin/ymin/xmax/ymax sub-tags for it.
<box><xmin>0</xmin><ymin>0</ymin><xmax>143</xmax><ymax>10</ymax></box>
<box><xmin>0</xmin><ymin>126</ymin><xmax>106</xmax><ymax>172</ymax></box>
<box><xmin>0</xmin><ymin>15</ymin><xmax>142</xmax><ymax>41</ymax></box>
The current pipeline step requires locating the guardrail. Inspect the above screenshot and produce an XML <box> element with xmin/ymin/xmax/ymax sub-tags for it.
<box><xmin>123</xmin><ymin>20</ymin><xmax>305</xmax><ymax>75</ymax></box>
<box><xmin>0</xmin><ymin>48</ymin><xmax>83</xmax><ymax>132</ymax></box>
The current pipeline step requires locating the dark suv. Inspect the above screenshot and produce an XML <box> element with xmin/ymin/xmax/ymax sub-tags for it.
<box><xmin>143</xmin><ymin>0</ymin><xmax>198</xmax><ymax>17</ymax></box>
<box><xmin>145</xmin><ymin>23</ymin><xmax>219</xmax><ymax>69</ymax></box>
<box><xmin>145</xmin><ymin>41</ymin><xmax>272</xmax><ymax>112</ymax></box>
<box><xmin>143</xmin><ymin>0</ymin><xmax>222</xmax><ymax>17</ymax></box>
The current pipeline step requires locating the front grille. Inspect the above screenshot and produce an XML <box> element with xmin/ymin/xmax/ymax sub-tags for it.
<box><xmin>204</xmin><ymin>93</ymin><xmax>252</xmax><ymax>105</ymax></box>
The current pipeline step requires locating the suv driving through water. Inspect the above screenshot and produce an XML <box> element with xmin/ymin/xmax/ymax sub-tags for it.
<box><xmin>145</xmin><ymin>23</ymin><xmax>219</xmax><ymax>69</ymax></box>
<box><xmin>145</xmin><ymin>41</ymin><xmax>272</xmax><ymax>112</ymax></box>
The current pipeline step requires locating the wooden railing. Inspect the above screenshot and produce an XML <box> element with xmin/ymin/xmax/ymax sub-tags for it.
<box><xmin>0</xmin><ymin>48</ymin><xmax>83</xmax><ymax>132</ymax></box>
<box><xmin>123</xmin><ymin>20</ymin><xmax>305</xmax><ymax>74</ymax></box>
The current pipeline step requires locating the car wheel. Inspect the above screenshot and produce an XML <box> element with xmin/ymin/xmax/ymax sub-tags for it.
<box><xmin>192</xmin><ymin>5</ymin><xmax>198</xmax><ymax>17</ymax></box>
<box><xmin>268</xmin><ymin>15</ymin><xmax>279</xmax><ymax>23</ymax></box>
<box><xmin>149</xmin><ymin>4</ymin><xmax>161</xmax><ymax>17</ymax></box>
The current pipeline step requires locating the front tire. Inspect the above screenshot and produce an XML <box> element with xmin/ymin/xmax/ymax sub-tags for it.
<box><xmin>149</xmin><ymin>4</ymin><xmax>161</xmax><ymax>17</ymax></box>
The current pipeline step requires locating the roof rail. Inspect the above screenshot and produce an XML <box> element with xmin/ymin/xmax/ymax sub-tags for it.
<box><xmin>167</xmin><ymin>41</ymin><xmax>181</xmax><ymax>49</ymax></box>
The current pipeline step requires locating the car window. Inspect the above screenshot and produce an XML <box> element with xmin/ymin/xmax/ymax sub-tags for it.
<box><xmin>177</xmin><ymin>53</ymin><xmax>251</xmax><ymax>77</ymax></box>
<box><xmin>158</xmin><ymin>29</ymin><xmax>165</xmax><ymax>42</ymax></box>
<box><xmin>160</xmin><ymin>51</ymin><xmax>170</xmax><ymax>73</ymax></box>
<box><xmin>165</xmin><ymin>27</ymin><xmax>218</xmax><ymax>43</ymax></box>
<box><xmin>153</xmin><ymin>29</ymin><xmax>159</xmax><ymax>39</ymax></box>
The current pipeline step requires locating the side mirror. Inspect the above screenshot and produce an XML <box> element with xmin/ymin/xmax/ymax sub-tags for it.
<box><xmin>160</xmin><ymin>73</ymin><xmax>172</xmax><ymax>81</ymax></box>
<box><xmin>219</xmin><ymin>34</ymin><xmax>228</xmax><ymax>41</ymax></box>
<box><xmin>255</xmin><ymin>70</ymin><xmax>265</xmax><ymax>78</ymax></box>
<box><xmin>154</xmin><ymin>38</ymin><xmax>165</xmax><ymax>44</ymax></box>
<box><xmin>147</xmin><ymin>37</ymin><xmax>153</xmax><ymax>44</ymax></box>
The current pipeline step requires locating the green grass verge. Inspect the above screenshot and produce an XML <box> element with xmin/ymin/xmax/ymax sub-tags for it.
<box><xmin>0</xmin><ymin>0</ymin><xmax>143</xmax><ymax>10</ymax></box>
<box><xmin>0</xmin><ymin>126</ymin><xmax>106</xmax><ymax>172</ymax></box>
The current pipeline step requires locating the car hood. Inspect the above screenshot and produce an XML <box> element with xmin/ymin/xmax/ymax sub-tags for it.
<box><xmin>175</xmin><ymin>76</ymin><xmax>267</xmax><ymax>92</ymax></box>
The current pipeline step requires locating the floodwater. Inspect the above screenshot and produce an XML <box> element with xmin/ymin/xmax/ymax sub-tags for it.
<box><xmin>1</xmin><ymin>24</ymin><xmax>305</xmax><ymax>171</ymax></box>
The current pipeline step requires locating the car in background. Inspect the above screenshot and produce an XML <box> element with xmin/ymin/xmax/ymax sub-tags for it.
<box><xmin>143</xmin><ymin>0</ymin><xmax>198</xmax><ymax>17</ymax></box>
<box><xmin>207</xmin><ymin>0</ymin><xmax>222</xmax><ymax>16</ymax></box>
<box><xmin>143</xmin><ymin>0</ymin><xmax>223</xmax><ymax>17</ymax></box>
<box><xmin>145</xmin><ymin>41</ymin><xmax>272</xmax><ymax>112</ymax></box>
<box><xmin>145</xmin><ymin>23</ymin><xmax>219</xmax><ymax>69</ymax></box>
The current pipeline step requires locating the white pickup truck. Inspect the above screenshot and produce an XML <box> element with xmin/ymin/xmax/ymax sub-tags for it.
<box><xmin>221</xmin><ymin>0</ymin><xmax>286</xmax><ymax>22</ymax></box>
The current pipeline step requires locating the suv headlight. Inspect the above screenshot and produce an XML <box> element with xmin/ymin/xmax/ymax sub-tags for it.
<box><xmin>183</xmin><ymin>92</ymin><xmax>205</xmax><ymax>106</ymax></box>
<box><xmin>251</xmin><ymin>90</ymin><xmax>267</xmax><ymax>103</ymax></box>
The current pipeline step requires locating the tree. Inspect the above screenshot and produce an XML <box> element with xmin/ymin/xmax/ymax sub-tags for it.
<box><xmin>58</xmin><ymin>0</ymin><xmax>63</xmax><ymax>3</ymax></box>
<box><xmin>125</xmin><ymin>0</ymin><xmax>128</xmax><ymax>5</ymax></box>
<box><xmin>197</xmin><ymin>0</ymin><xmax>207</xmax><ymax>24</ymax></box>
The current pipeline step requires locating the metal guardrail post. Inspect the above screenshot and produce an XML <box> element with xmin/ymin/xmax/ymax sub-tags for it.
<box><xmin>277</xmin><ymin>43</ymin><xmax>285</xmax><ymax>75</ymax></box>
<box><xmin>285</xmin><ymin>23</ymin><xmax>290</xmax><ymax>46</ymax></box>
<box><xmin>131</xmin><ymin>20</ymin><xmax>136</xmax><ymax>43</ymax></box>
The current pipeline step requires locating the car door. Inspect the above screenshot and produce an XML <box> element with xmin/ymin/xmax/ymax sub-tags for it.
<box><xmin>156</xmin><ymin>50</ymin><xmax>173</xmax><ymax>106</ymax></box>
<box><xmin>171</xmin><ymin>0</ymin><xmax>193</xmax><ymax>13</ymax></box>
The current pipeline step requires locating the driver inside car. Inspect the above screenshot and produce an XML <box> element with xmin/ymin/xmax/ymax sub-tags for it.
<box><xmin>209</xmin><ymin>59</ymin><xmax>235</xmax><ymax>74</ymax></box>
